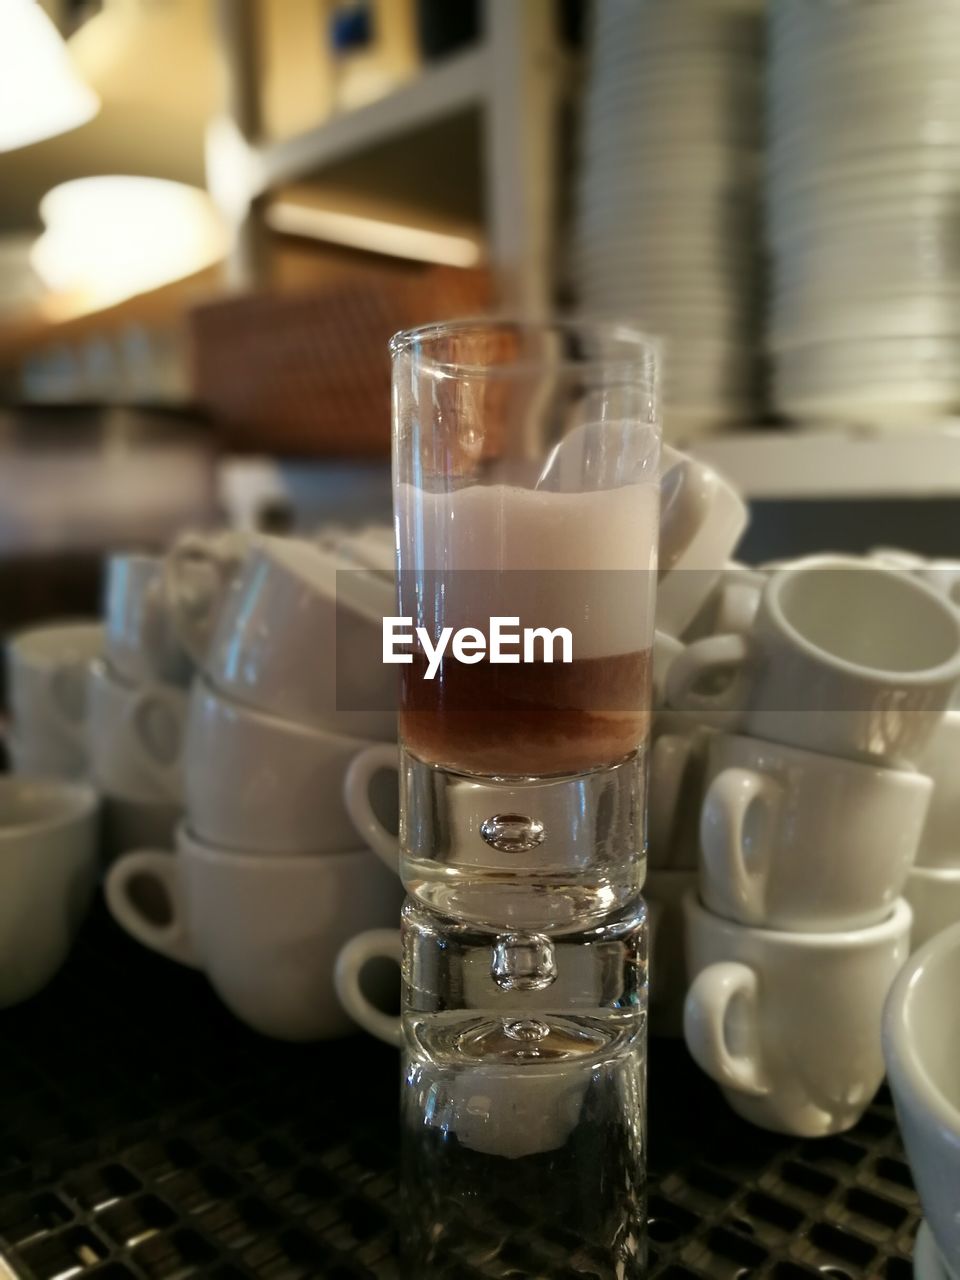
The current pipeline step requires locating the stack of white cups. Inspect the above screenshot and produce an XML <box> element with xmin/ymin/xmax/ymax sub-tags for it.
<box><xmin>663</xmin><ymin>557</ymin><xmax>960</xmax><ymax>1137</ymax></box>
<box><xmin>91</xmin><ymin>554</ymin><xmax>193</xmax><ymax>858</ymax></box>
<box><xmin>106</xmin><ymin>532</ymin><xmax>403</xmax><ymax>1042</ymax></box>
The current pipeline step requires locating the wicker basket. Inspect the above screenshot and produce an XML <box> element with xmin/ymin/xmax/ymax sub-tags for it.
<box><xmin>189</xmin><ymin>265</ymin><xmax>493</xmax><ymax>457</ymax></box>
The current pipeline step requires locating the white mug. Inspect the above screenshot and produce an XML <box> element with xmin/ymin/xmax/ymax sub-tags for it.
<box><xmin>648</xmin><ymin>711</ymin><xmax>715</xmax><ymax>871</ymax></box>
<box><xmin>105</xmin><ymin>826</ymin><xmax>403</xmax><ymax>1041</ymax></box>
<box><xmin>903</xmin><ymin>866</ymin><xmax>960</xmax><ymax>953</ymax></box>
<box><xmin>915</xmin><ymin>710</ymin><xmax>960</xmax><ymax>867</ymax></box>
<box><xmin>684</xmin><ymin>893</ymin><xmax>912</xmax><ymax>1137</ymax></box>
<box><xmin>883</xmin><ymin>922</ymin><xmax>960</xmax><ymax>1280</ymax></box>
<box><xmin>6</xmin><ymin>622</ymin><xmax>103</xmax><ymax>778</ymax></box>
<box><xmin>185</xmin><ymin>680</ymin><xmax>398</xmax><ymax>856</ymax></box>
<box><xmin>104</xmin><ymin>552</ymin><xmax>192</xmax><ymax>686</ymax></box>
<box><xmin>667</xmin><ymin>558</ymin><xmax>960</xmax><ymax>767</ymax></box>
<box><xmin>202</xmin><ymin>536</ymin><xmax>397</xmax><ymax>741</ymax></box>
<box><xmin>162</xmin><ymin>529</ymin><xmax>253</xmax><ymax>666</ymax></box>
<box><xmin>657</xmin><ymin>445</ymin><xmax>748</xmax><ymax>638</ymax></box>
<box><xmin>700</xmin><ymin>733</ymin><xmax>932</xmax><ymax>931</ymax></box>
<box><xmin>0</xmin><ymin>777</ymin><xmax>98</xmax><ymax>1007</ymax></box>
<box><xmin>88</xmin><ymin>660</ymin><xmax>187</xmax><ymax>803</ymax></box>
<box><xmin>645</xmin><ymin>870</ymin><xmax>696</xmax><ymax>1038</ymax></box>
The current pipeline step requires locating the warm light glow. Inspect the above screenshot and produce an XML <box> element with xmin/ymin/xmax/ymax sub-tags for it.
<box><xmin>0</xmin><ymin>0</ymin><xmax>99</xmax><ymax>151</ymax></box>
<box><xmin>31</xmin><ymin>177</ymin><xmax>231</xmax><ymax>312</ymax></box>
<box><xmin>266</xmin><ymin>202</ymin><xmax>483</xmax><ymax>268</ymax></box>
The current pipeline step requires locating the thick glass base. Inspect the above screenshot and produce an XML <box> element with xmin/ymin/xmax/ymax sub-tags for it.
<box><xmin>398</xmin><ymin>898</ymin><xmax>649</xmax><ymax>1279</ymax></box>
<box><xmin>399</xmin><ymin>746</ymin><xmax>647</xmax><ymax>933</ymax></box>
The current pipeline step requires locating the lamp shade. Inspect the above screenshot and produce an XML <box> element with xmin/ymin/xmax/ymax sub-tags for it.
<box><xmin>31</xmin><ymin>176</ymin><xmax>230</xmax><ymax>310</ymax></box>
<box><xmin>0</xmin><ymin>0</ymin><xmax>99</xmax><ymax>152</ymax></box>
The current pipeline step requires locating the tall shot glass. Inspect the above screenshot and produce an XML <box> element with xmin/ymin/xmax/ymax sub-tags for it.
<box><xmin>390</xmin><ymin>320</ymin><xmax>661</xmax><ymax>932</ymax></box>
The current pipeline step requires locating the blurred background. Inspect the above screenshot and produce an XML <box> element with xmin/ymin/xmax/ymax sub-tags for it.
<box><xmin>0</xmin><ymin>0</ymin><xmax>958</xmax><ymax>635</ymax></box>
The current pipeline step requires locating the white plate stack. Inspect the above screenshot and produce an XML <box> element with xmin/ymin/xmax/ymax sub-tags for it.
<box><xmin>571</xmin><ymin>0</ymin><xmax>765</xmax><ymax>442</ymax></box>
<box><xmin>768</xmin><ymin>0</ymin><xmax>960</xmax><ymax>428</ymax></box>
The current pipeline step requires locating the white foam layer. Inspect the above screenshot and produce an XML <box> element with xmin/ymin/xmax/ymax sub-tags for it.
<box><xmin>396</xmin><ymin>482</ymin><xmax>658</xmax><ymax>657</ymax></box>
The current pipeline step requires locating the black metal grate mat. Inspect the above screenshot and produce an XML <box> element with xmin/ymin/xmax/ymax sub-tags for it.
<box><xmin>0</xmin><ymin>905</ymin><xmax>921</xmax><ymax>1279</ymax></box>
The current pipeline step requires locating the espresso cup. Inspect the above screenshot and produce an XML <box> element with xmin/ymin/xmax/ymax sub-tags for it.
<box><xmin>648</xmin><ymin>711</ymin><xmax>715</xmax><ymax>871</ymax></box>
<box><xmin>903</xmin><ymin>866</ymin><xmax>960</xmax><ymax>953</ymax></box>
<box><xmin>162</xmin><ymin>529</ymin><xmax>252</xmax><ymax>665</ymax></box>
<box><xmin>185</xmin><ymin>680</ymin><xmax>398</xmax><ymax>855</ymax></box>
<box><xmin>667</xmin><ymin>558</ymin><xmax>960</xmax><ymax>767</ymax></box>
<box><xmin>684</xmin><ymin>893</ymin><xmax>912</xmax><ymax>1137</ymax></box>
<box><xmin>700</xmin><ymin>733</ymin><xmax>932</xmax><ymax>931</ymax></box>
<box><xmin>104</xmin><ymin>552</ymin><xmax>192</xmax><ymax>686</ymax></box>
<box><xmin>645</xmin><ymin>869</ymin><xmax>696</xmax><ymax>1038</ymax></box>
<box><xmin>915</xmin><ymin>710</ymin><xmax>960</xmax><ymax>867</ymax></box>
<box><xmin>202</xmin><ymin>536</ymin><xmax>397</xmax><ymax>741</ymax></box>
<box><xmin>105</xmin><ymin>826</ymin><xmax>403</xmax><ymax>1041</ymax></box>
<box><xmin>883</xmin><ymin>922</ymin><xmax>960</xmax><ymax>1280</ymax></box>
<box><xmin>657</xmin><ymin>445</ymin><xmax>748</xmax><ymax>638</ymax></box>
<box><xmin>88</xmin><ymin>660</ymin><xmax>186</xmax><ymax>803</ymax></box>
<box><xmin>6</xmin><ymin>622</ymin><xmax>103</xmax><ymax>778</ymax></box>
<box><xmin>0</xmin><ymin>777</ymin><xmax>99</xmax><ymax>1007</ymax></box>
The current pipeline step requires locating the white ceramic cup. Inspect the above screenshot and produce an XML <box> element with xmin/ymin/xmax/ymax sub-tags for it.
<box><xmin>915</xmin><ymin>710</ymin><xmax>960</xmax><ymax>867</ymax></box>
<box><xmin>104</xmin><ymin>552</ymin><xmax>192</xmax><ymax>686</ymax></box>
<box><xmin>0</xmin><ymin>777</ymin><xmax>99</xmax><ymax>1007</ymax></box>
<box><xmin>105</xmin><ymin>826</ymin><xmax>403</xmax><ymax>1042</ymax></box>
<box><xmin>648</xmin><ymin>711</ymin><xmax>715</xmax><ymax>871</ymax></box>
<box><xmin>699</xmin><ymin>732</ymin><xmax>932</xmax><ymax>931</ymax></box>
<box><xmin>185</xmin><ymin>680</ymin><xmax>398</xmax><ymax>856</ymax></box>
<box><xmin>684</xmin><ymin>893</ymin><xmax>912</xmax><ymax>1137</ymax></box>
<box><xmin>6</xmin><ymin>622</ymin><xmax>103</xmax><ymax>778</ymax></box>
<box><xmin>162</xmin><ymin>529</ymin><xmax>252</xmax><ymax>666</ymax></box>
<box><xmin>645</xmin><ymin>870</ymin><xmax>697</xmax><ymax>1038</ymax></box>
<box><xmin>202</xmin><ymin>536</ymin><xmax>397</xmax><ymax>741</ymax></box>
<box><xmin>904</xmin><ymin>866</ymin><xmax>960</xmax><ymax>953</ymax></box>
<box><xmin>657</xmin><ymin>445</ymin><xmax>749</xmax><ymax>638</ymax></box>
<box><xmin>87</xmin><ymin>660</ymin><xmax>187</xmax><ymax>802</ymax></box>
<box><xmin>667</xmin><ymin>558</ymin><xmax>960</xmax><ymax>767</ymax></box>
<box><xmin>883</xmin><ymin>922</ymin><xmax>960</xmax><ymax>1280</ymax></box>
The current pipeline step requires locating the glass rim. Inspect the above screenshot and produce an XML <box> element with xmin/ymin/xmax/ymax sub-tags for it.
<box><xmin>388</xmin><ymin>316</ymin><xmax>663</xmax><ymax>382</ymax></box>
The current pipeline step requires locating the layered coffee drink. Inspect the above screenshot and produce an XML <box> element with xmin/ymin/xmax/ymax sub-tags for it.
<box><xmin>396</xmin><ymin>480</ymin><xmax>657</xmax><ymax>777</ymax></box>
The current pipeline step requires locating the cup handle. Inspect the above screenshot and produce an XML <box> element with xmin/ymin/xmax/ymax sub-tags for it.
<box><xmin>122</xmin><ymin>686</ymin><xmax>185</xmax><ymax>801</ymax></box>
<box><xmin>45</xmin><ymin>660</ymin><xmax>91</xmax><ymax>750</ymax></box>
<box><xmin>648</xmin><ymin>733</ymin><xmax>692</xmax><ymax>866</ymax></box>
<box><xmin>104</xmin><ymin>850</ymin><xmax>199</xmax><ymax>968</ymax></box>
<box><xmin>162</xmin><ymin>534</ymin><xmax>241</xmax><ymax>665</ymax></box>
<box><xmin>334</xmin><ymin>928</ymin><xmax>402</xmax><ymax>1046</ymax></box>
<box><xmin>700</xmin><ymin>767</ymin><xmax>781</xmax><ymax>925</ymax></box>
<box><xmin>344</xmin><ymin>743</ymin><xmax>399</xmax><ymax>873</ymax></box>
<box><xmin>665</xmin><ymin>633</ymin><xmax>751</xmax><ymax>722</ymax></box>
<box><xmin>683</xmin><ymin>961</ymin><xmax>770</xmax><ymax>1098</ymax></box>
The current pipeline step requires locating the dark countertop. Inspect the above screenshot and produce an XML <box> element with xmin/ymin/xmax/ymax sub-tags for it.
<box><xmin>0</xmin><ymin>903</ymin><xmax>921</xmax><ymax>1280</ymax></box>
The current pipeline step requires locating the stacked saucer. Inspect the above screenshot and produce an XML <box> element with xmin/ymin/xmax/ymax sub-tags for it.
<box><xmin>571</xmin><ymin>0</ymin><xmax>764</xmax><ymax>441</ymax></box>
<box><xmin>768</xmin><ymin>0</ymin><xmax>960</xmax><ymax>426</ymax></box>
